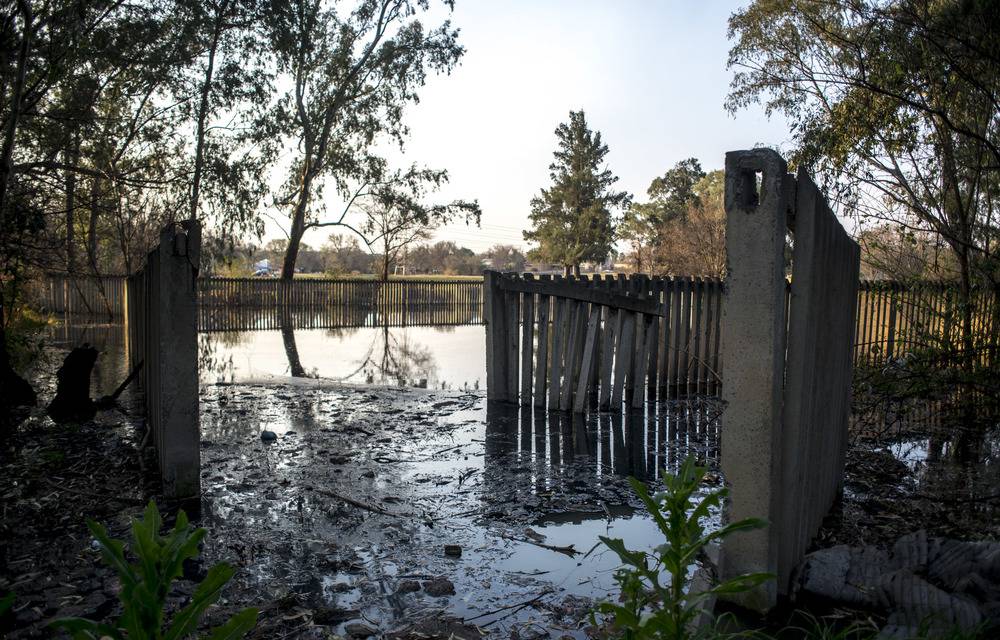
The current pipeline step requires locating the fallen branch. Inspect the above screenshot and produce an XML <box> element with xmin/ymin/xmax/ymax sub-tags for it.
<box><xmin>304</xmin><ymin>486</ymin><xmax>406</xmax><ymax>517</ymax></box>
<box><xmin>43</xmin><ymin>478</ymin><xmax>147</xmax><ymax>506</ymax></box>
<box><xmin>463</xmin><ymin>588</ymin><xmax>554</xmax><ymax>625</ymax></box>
<box><xmin>501</xmin><ymin>534</ymin><xmax>579</xmax><ymax>557</ymax></box>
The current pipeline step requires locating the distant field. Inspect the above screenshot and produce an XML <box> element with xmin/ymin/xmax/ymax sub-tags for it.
<box><xmin>289</xmin><ymin>273</ymin><xmax>484</xmax><ymax>281</ymax></box>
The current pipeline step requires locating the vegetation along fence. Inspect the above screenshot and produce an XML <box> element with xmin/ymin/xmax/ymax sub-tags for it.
<box><xmin>125</xmin><ymin>222</ymin><xmax>201</xmax><ymax>500</ymax></box>
<box><xmin>483</xmin><ymin>271</ymin><xmax>723</xmax><ymax>412</ymax></box>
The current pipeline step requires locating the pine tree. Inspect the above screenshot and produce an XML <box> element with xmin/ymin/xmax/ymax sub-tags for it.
<box><xmin>523</xmin><ymin>110</ymin><xmax>630</xmax><ymax>274</ymax></box>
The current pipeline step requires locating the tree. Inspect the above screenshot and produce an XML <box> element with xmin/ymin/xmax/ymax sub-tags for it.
<box><xmin>857</xmin><ymin>225</ymin><xmax>959</xmax><ymax>281</ymax></box>
<box><xmin>523</xmin><ymin>110</ymin><xmax>631</xmax><ymax>276</ymax></box>
<box><xmin>176</xmin><ymin>0</ymin><xmax>276</xmax><ymax>239</ymax></box>
<box><xmin>267</xmin><ymin>0</ymin><xmax>466</xmax><ymax>280</ymax></box>
<box><xmin>357</xmin><ymin>173</ymin><xmax>479</xmax><ymax>281</ymax></box>
<box><xmin>322</xmin><ymin>233</ymin><xmax>372</xmax><ymax>274</ymax></box>
<box><xmin>620</xmin><ymin>158</ymin><xmax>707</xmax><ymax>273</ymax></box>
<box><xmin>727</xmin><ymin>0</ymin><xmax>1000</xmax><ymax>359</ymax></box>
<box><xmin>484</xmin><ymin>244</ymin><xmax>525</xmax><ymax>272</ymax></box>
<box><xmin>652</xmin><ymin>170</ymin><xmax>727</xmax><ymax>278</ymax></box>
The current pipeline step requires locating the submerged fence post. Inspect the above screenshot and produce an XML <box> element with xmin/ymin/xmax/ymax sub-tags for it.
<box><xmin>484</xmin><ymin>271</ymin><xmax>510</xmax><ymax>403</ymax></box>
<box><xmin>718</xmin><ymin>149</ymin><xmax>793</xmax><ymax>611</ymax></box>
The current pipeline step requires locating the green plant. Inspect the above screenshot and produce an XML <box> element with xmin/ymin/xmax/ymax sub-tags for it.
<box><xmin>52</xmin><ymin>501</ymin><xmax>257</xmax><ymax>640</ymax></box>
<box><xmin>592</xmin><ymin>455</ymin><xmax>773</xmax><ymax>640</ymax></box>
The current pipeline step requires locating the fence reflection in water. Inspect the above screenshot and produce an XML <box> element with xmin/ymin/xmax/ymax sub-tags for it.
<box><xmin>484</xmin><ymin>398</ymin><xmax>722</xmax><ymax>484</ymax></box>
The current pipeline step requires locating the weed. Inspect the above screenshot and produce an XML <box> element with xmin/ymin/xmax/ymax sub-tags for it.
<box><xmin>51</xmin><ymin>500</ymin><xmax>257</xmax><ymax>639</ymax></box>
<box><xmin>592</xmin><ymin>455</ymin><xmax>772</xmax><ymax>640</ymax></box>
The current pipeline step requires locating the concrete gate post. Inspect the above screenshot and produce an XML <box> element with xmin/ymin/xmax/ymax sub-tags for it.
<box><xmin>155</xmin><ymin>221</ymin><xmax>201</xmax><ymax>500</ymax></box>
<box><xmin>719</xmin><ymin>149</ymin><xmax>794</xmax><ymax>611</ymax></box>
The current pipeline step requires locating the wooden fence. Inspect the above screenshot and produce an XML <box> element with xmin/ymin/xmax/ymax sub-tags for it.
<box><xmin>45</xmin><ymin>273</ymin><xmax>127</xmax><ymax>317</ymax></box>
<box><xmin>40</xmin><ymin>274</ymin><xmax>996</xmax><ymax>369</ymax></box>
<box><xmin>854</xmin><ymin>281</ymin><xmax>999</xmax><ymax>367</ymax></box>
<box><xmin>198</xmin><ymin>277</ymin><xmax>481</xmax><ymax>309</ymax></box>
<box><xmin>484</xmin><ymin>272</ymin><xmax>723</xmax><ymax>412</ymax></box>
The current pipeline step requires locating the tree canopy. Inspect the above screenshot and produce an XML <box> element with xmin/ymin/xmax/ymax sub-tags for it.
<box><xmin>523</xmin><ymin>110</ymin><xmax>630</xmax><ymax>274</ymax></box>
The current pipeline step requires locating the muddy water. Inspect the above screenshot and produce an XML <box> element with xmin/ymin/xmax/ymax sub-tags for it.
<box><xmin>197</xmin><ymin>383</ymin><xmax>721</xmax><ymax>635</ymax></box>
<box><xmin>48</xmin><ymin>315</ymin><xmax>723</xmax><ymax>636</ymax></box>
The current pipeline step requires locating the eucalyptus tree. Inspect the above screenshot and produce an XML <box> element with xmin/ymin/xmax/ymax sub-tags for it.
<box><xmin>523</xmin><ymin>110</ymin><xmax>631</xmax><ymax>276</ymax></box>
<box><xmin>174</xmin><ymin>0</ymin><xmax>277</xmax><ymax>240</ymax></box>
<box><xmin>727</xmin><ymin>0</ymin><xmax>1000</xmax><ymax>355</ymax></box>
<box><xmin>266</xmin><ymin>0</ymin><xmax>467</xmax><ymax>280</ymax></box>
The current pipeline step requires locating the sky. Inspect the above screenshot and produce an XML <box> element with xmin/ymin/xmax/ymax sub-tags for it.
<box><xmin>263</xmin><ymin>0</ymin><xmax>793</xmax><ymax>254</ymax></box>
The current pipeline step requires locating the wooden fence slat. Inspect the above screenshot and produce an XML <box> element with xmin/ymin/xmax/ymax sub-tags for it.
<box><xmin>520</xmin><ymin>274</ymin><xmax>536</xmax><ymax>406</ymax></box>
<box><xmin>573</xmin><ymin>306</ymin><xmax>601</xmax><ymax>413</ymax></box>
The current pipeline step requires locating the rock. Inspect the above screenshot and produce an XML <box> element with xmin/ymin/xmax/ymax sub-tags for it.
<box><xmin>396</xmin><ymin>580</ymin><xmax>421</xmax><ymax>594</ymax></box>
<box><xmin>47</xmin><ymin>345</ymin><xmax>98</xmax><ymax>423</ymax></box>
<box><xmin>260</xmin><ymin>430</ymin><xmax>277</xmax><ymax>442</ymax></box>
<box><xmin>444</xmin><ymin>544</ymin><xmax>462</xmax><ymax>557</ymax></box>
<box><xmin>422</xmin><ymin>577</ymin><xmax>456</xmax><ymax>597</ymax></box>
<box><xmin>312</xmin><ymin>606</ymin><xmax>359</xmax><ymax>625</ymax></box>
<box><xmin>344</xmin><ymin>621</ymin><xmax>377</xmax><ymax>637</ymax></box>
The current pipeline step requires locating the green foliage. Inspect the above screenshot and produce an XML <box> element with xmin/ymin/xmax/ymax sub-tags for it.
<box><xmin>52</xmin><ymin>501</ymin><xmax>257</xmax><ymax>640</ymax></box>
<box><xmin>0</xmin><ymin>591</ymin><xmax>14</xmax><ymax>616</ymax></box>
<box><xmin>726</xmin><ymin>0</ymin><xmax>1000</xmax><ymax>293</ymax></box>
<box><xmin>592</xmin><ymin>456</ymin><xmax>772</xmax><ymax>640</ymax></box>
<box><xmin>524</xmin><ymin>110</ymin><xmax>631</xmax><ymax>269</ymax></box>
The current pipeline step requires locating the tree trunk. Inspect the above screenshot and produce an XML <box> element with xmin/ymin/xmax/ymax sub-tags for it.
<box><xmin>87</xmin><ymin>178</ymin><xmax>100</xmax><ymax>273</ymax></box>
<box><xmin>190</xmin><ymin>8</ymin><xmax>225</xmax><ymax>221</ymax></box>
<box><xmin>282</xmin><ymin>173</ymin><xmax>313</xmax><ymax>281</ymax></box>
<box><xmin>65</xmin><ymin>134</ymin><xmax>80</xmax><ymax>273</ymax></box>
<box><xmin>0</xmin><ymin>2</ymin><xmax>32</xmax><ymax>354</ymax></box>
<box><xmin>572</xmin><ymin>264</ymin><xmax>581</xmax><ymax>277</ymax></box>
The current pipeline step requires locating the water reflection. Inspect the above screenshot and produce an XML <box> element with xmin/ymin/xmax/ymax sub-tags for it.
<box><xmin>199</xmin><ymin>323</ymin><xmax>484</xmax><ymax>389</ymax></box>
<box><xmin>484</xmin><ymin>399</ymin><xmax>722</xmax><ymax>484</ymax></box>
<box><xmin>45</xmin><ymin>320</ymin><xmax>130</xmax><ymax>399</ymax></box>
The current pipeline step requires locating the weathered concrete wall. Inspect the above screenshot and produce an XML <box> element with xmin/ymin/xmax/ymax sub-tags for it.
<box><xmin>719</xmin><ymin>149</ymin><xmax>794</xmax><ymax>610</ymax></box>
<box><xmin>126</xmin><ymin>221</ymin><xmax>201</xmax><ymax>500</ymax></box>
<box><xmin>154</xmin><ymin>221</ymin><xmax>201</xmax><ymax>499</ymax></box>
<box><xmin>719</xmin><ymin>149</ymin><xmax>860</xmax><ymax>611</ymax></box>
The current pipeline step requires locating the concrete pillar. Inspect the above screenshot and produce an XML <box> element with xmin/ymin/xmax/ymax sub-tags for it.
<box><xmin>719</xmin><ymin>149</ymin><xmax>794</xmax><ymax>611</ymax></box>
<box><xmin>155</xmin><ymin>221</ymin><xmax>201</xmax><ymax>500</ymax></box>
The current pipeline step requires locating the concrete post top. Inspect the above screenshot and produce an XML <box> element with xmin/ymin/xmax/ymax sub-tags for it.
<box><xmin>724</xmin><ymin>149</ymin><xmax>790</xmax><ymax>216</ymax></box>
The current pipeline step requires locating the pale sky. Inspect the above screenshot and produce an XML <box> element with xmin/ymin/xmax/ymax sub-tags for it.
<box><xmin>264</xmin><ymin>1</ymin><xmax>792</xmax><ymax>254</ymax></box>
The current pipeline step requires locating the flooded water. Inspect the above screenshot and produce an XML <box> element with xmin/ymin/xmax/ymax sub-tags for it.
<box><xmin>45</xmin><ymin>313</ymin><xmax>723</xmax><ymax>635</ymax></box>
<box><xmin>196</xmin><ymin>382</ymin><xmax>721</xmax><ymax>635</ymax></box>
<box><xmin>199</xmin><ymin>325</ymin><xmax>486</xmax><ymax>389</ymax></box>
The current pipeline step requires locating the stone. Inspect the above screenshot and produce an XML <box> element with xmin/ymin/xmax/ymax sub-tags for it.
<box><xmin>395</xmin><ymin>580</ymin><xmax>420</xmax><ymax>594</ymax></box>
<box><xmin>260</xmin><ymin>430</ymin><xmax>277</xmax><ymax>442</ymax></box>
<box><xmin>344</xmin><ymin>621</ymin><xmax>377</xmax><ymax>637</ymax></box>
<box><xmin>444</xmin><ymin>544</ymin><xmax>462</xmax><ymax>557</ymax></box>
<box><xmin>422</xmin><ymin>577</ymin><xmax>456</xmax><ymax>597</ymax></box>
